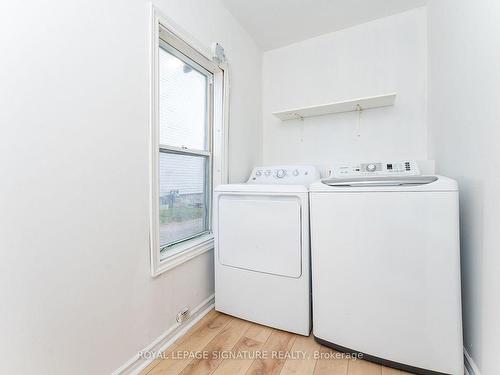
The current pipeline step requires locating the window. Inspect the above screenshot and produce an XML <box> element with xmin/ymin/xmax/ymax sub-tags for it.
<box><xmin>150</xmin><ymin>14</ymin><xmax>226</xmax><ymax>276</ymax></box>
<box><xmin>158</xmin><ymin>42</ymin><xmax>212</xmax><ymax>253</ymax></box>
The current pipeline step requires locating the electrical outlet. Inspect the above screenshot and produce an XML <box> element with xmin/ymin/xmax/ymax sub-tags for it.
<box><xmin>176</xmin><ymin>307</ymin><xmax>190</xmax><ymax>323</ymax></box>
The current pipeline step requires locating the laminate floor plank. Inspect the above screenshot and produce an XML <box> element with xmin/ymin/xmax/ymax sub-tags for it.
<box><xmin>348</xmin><ymin>359</ymin><xmax>382</xmax><ymax>375</ymax></box>
<box><xmin>139</xmin><ymin>310</ymin><xmax>417</xmax><ymax>375</ymax></box>
<box><xmin>313</xmin><ymin>346</ymin><xmax>349</xmax><ymax>375</ymax></box>
<box><xmin>142</xmin><ymin>310</ymin><xmax>221</xmax><ymax>374</ymax></box>
<box><xmin>179</xmin><ymin>318</ymin><xmax>251</xmax><ymax>375</ymax></box>
<box><xmin>145</xmin><ymin>311</ymin><xmax>233</xmax><ymax>375</ymax></box>
<box><xmin>212</xmin><ymin>323</ymin><xmax>273</xmax><ymax>375</ymax></box>
<box><xmin>245</xmin><ymin>330</ymin><xmax>296</xmax><ymax>375</ymax></box>
<box><xmin>280</xmin><ymin>334</ymin><xmax>320</xmax><ymax>375</ymax></box>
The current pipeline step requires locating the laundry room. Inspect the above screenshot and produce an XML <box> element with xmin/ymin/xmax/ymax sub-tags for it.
<box><xmin>1</xmin><ymin>1</ymin><xmax>498</xmax><ymax>375</ymax></box>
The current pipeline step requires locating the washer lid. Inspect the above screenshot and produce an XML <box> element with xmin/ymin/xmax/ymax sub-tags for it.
<box><xmin>322</xmin><ymin>175</ymin><xmax>438</xmax><ymax>187</ymax></box>
<box><xmin>310</xmin><ymin>175</ymin><xmax>457</xmax><ymax>192</ymax></box>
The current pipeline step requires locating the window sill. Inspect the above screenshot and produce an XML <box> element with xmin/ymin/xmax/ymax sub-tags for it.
<box><xmin>152</xmin><ymin>234</ymin><xmax>214</xmax><ymax>277</ymax></box>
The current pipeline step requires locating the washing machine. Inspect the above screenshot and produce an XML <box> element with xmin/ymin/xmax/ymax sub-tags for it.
<box><xmin>214</xmin><ymin>165</ymin><xmax>319</xmax><ymax>335</ymax></box>
<box><xmin>310</xmin><ymin>161</ymin><xmax>463</xmax><ymax>375</ymax></box>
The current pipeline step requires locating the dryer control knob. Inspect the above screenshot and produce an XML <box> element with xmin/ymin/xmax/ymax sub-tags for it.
<box><xmin>366</xmin><ymin>163</ymin><xmax>376</xmax><ymax>172</ymax></box>
<box><xmin>276</xmin><ymin>169</ymin><xmax>286</xmax><ymax>178</ymax></box>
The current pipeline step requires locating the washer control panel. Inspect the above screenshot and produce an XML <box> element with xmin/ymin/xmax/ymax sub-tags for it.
<box><xmin>327</xmin><ymin>161</ymin><xmax>420</xmax><ymax>178</ymax></box>
<box><xmin>248</xmin><ymin>165</ymin><xmax>320</xmax><ymax>185</ymax></box>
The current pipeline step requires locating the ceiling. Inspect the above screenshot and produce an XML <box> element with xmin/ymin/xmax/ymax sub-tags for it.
<box><xmin>221</xmin><ymin>0</ymin><xmax>428</xmax><ymax>51</ymax></box>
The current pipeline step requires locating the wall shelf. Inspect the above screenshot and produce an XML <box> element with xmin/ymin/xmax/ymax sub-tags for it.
<box><xmin>272</xmin><ymin>93</ymin><xmax>397</xmax><ymax>121</ymax></box>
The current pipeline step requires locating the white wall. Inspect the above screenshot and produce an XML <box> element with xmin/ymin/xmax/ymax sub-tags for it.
<box><xmin>0</xmin><ymin>0</ymin><xmax>261</xmax><ymax>374</ymax></box>
<box><xmin>427</xmin><ymin>1</ymin><xmax>500</xmax><ymax>374</ymax></box>
<box><xmin>262</xmin><ymin>8</ymin><xmax>427</xmax><ymax>168</ymax></box>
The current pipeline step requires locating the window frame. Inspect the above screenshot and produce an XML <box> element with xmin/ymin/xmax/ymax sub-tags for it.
<box><xmin>150</xmin><ymin>7</ymin><xmax>227</xmax><ymax>276</ymax></box>
<box><xmin>158</xmin><ymin>41</ymin><xmax>213</xmax><ymax>250</ymax></box>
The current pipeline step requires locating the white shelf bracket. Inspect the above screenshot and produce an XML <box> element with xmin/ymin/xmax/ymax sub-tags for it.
<box><xmin>293</xmin><ymin>112</ymin><xmax>304</xmax><ymax>121</ymax></box>
<box><xmin>356</xmin><ymin>104</ymin><xmax>363</xmax><ymax>137</ymax></box>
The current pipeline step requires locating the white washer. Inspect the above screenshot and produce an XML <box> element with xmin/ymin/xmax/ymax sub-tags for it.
<box><xmin>214</xmin><ymin>165</ymin><xmax>319</xmax><ymax>335</ymax></box>
<box><xmin>310</xmin><ymin>161</ymin><xmax>463</xmax><ymax>375</ymax></box>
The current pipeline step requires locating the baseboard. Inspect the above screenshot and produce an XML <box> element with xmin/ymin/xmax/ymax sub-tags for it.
<box><xmin>464</xmin><ymin>348</ymin><xmax>481</xmax><ymax>375</ymax></box>
<box><xmin>112</xmin><ymin>294</ymin><xmax>215</xmax><ymax>375</ymax></box>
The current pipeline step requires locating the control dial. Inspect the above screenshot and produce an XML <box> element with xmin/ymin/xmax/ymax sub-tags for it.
<box><xmin>276</xmin><ymin>169</ymin><xmax>286</xmax><ymax>178</ymax></box>
<box><xmin>366</xmin><ymin>163</ymin><xmax>377</xmax><ymax>172</ymax></box>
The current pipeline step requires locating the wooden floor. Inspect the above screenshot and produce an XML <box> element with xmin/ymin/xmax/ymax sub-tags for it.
<box><xmin>141</xmin><ymin>310</ymin><xmax>415</xmax><ymax>375</ymax></box>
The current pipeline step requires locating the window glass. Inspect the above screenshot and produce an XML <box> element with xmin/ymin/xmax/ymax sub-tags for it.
<box><xmin>159</xmin><ymin>152</ymin><xmax>208</xmax><ymax>255</ymax></box>
<box><xmin>159</xmin><ymin>46</ymin><xmax>208</xmax><ymax>150</ymax></box>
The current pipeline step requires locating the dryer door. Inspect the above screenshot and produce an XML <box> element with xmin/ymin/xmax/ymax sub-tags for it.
<box><xmin>216</xmin><ymin>193</ymin><xmax>303</xmax><ymax>278</ymax></box>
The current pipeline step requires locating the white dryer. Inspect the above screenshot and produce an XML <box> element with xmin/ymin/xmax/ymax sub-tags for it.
<box><xmin>310</xmin><ymin>161</ymin><xmax>463</xmax><ymax>375</ymax></box>
<box><xmin>214</xmin><ymin>165</ymin><xmax>319</xmax><ymax>335</ymax></box>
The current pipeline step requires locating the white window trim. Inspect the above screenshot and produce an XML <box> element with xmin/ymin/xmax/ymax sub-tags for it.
<box><xmin>149</xmin><ymin>5</ymin><xmax>229</xmax><ymax>277</ymax></box>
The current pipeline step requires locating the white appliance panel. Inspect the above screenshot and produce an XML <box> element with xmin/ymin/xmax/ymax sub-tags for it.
<box><xmin>327</xmin><ymin>160</ymin><xmax>420</xmax><ymax>178</ymax></box>
<box><xmin>217</xmin><ymin>194</ymin><xmax>302</xmax><ymax>278</ymax></box>
<box><xmin>215</xmin><ymin>265</ymin><xmax>311</xmax><ymax>335</ymax></box>
<box><xmin>310</xmin><ymin>190</ymin><xmax>463</xmax><ymax>374</ymax></box>
<box><xmin>248</xmin><ymin>165</ymin><xmax>320</xmax><ymax>185</ymax></box>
